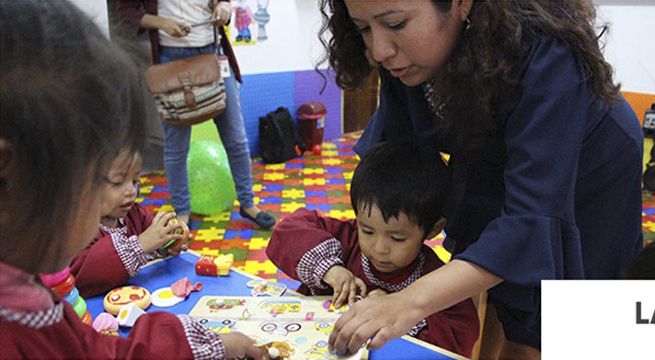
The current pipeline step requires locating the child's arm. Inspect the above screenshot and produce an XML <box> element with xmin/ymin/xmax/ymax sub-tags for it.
<box><xmin>266</xmin><ymin>208</ymin><xmax>363</xmax><ymax>296</ymax></box>
<box><xmin>71</xmin><ymin>209</ymin><xmax>182</xmax><ymax>297</ymax></box>
<box><xmin>70</xmin><ymin>233</ymin><xmax>131</xmax><ymax>298</ymax></box>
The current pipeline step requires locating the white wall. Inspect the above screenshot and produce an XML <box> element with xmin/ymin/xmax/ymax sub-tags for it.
<box><xmin>68</xmin><ymin>0</ymin><xmax>110</xmax><ymax>38</ymax></box>
<box><xmin>595</xmin><ymin>1</ymin><xmax>655</xmax><ymax>93</ymax></box>
<box><xmin>231</xmin><ymin>0</ymin><xmax>327</xmax><ymax>74</ymax></box>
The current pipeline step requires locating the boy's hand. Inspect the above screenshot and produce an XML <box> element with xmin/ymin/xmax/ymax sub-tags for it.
<box><xmin>367</xmin><ymin>288</ymin><xmax>387</xmax><ymax>299</ymax></box>
<box><xmin>138</xmin><ymin>212</ymin><xmax>183</xmax><ymax>253</ymax></box>
<box><xmin>322</xmin><ymin>266</ymin><xmax>367</xmax><ymax>308</ymax></box>
<box><xmin>221</xmin><ymin>333</ymin><xmax>265</xmax><ymax>360</ymax></box>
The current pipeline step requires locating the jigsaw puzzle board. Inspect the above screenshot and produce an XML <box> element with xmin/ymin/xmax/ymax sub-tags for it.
<box><xmin>189</xmin><ymin>296</ymin><xmax>364</xmax><ymax>360</ymax></box>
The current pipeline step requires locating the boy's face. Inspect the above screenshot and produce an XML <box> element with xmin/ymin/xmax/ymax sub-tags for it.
<box><xmin>356</xmin><ymin>203</ymin><xmax>427</xmax><ymax>274</ymax></box>
<box><xmin>100</xmin><ymin>151</ymin><xmax>142</xmax><ymax>224</ymax></box>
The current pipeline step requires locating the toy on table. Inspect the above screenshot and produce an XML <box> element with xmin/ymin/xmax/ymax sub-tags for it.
<box><xmin>151</xmin><ymin>287</ymin><xmax>185</xmax><ymax>308</ymax></box>
<box><xmin>116</xmin><ymin>303</ymin><xmax>146</xmax><ymax>327</ymax></box>
<box><xmin>103</xmin><ymin>285</ymin><xmax>151</xmax><ymax>315</ymax></box>
<box><xmin>261</xmin><ymin>341</ymin><xmax>294</xmax><ymax>359</ymax></box>
<box><xmin>163</xmin><ymin>216</ymin><xmax>192</xmax><ymax>253</ymax></box>
<box><xmin>246</xmin><ymin>279</ymin><xmax>287</xmax><ymax>297</ymax></box>
<box><xmin>195</xmin><ymin>254</ymin><xmax>234</xmax><ymax>276</ymax></box>
<box><xmin>92</xmin><ymin>312</ymin><xmax>119</xmax><ymax>336</ymax></box>
<box><xmin>151</xmin><ymin>277</ymin><xmax>203</xmax><ymax>308</ymax></box>
<box><xmin>40</xmin><ymin>267</ymin><xmax>92</xmax><ymax>325</ymax></box>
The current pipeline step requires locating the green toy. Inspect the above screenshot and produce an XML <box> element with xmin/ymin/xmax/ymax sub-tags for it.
<box><xmin>188</xmin><ymin>140</ymin><xmax>237</xmax><ymax>215</ymax></box>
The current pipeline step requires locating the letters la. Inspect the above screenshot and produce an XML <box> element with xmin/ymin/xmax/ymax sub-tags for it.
<box><xmin>635</xmin><ymin>302</ymin><xmax>655</xmax><ymax>324</ymax></box>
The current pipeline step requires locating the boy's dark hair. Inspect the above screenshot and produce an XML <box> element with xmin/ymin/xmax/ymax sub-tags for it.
<box><xmin>0</xmin><ymin>1</ymin><xmax>151</xmax><ymax>272</ymax></box>
<box><xmin>350</xmin><ymin>140</ymin><xmax>452</xmax><ymax>237</ymax></box>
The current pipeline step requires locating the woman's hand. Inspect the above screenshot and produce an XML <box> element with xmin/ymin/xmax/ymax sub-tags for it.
<box><xmin>221</xmin><ymin>333</ymin><xmax>266</xmax><ymax>360</ymax></box>
<box><xmin>157</xmin><ymin>17</ymin><xmax>190</xmax><ymax>37</ymax></box>
<box><xmin>212</xmin><ymin>2</ymin><xmax>232</xmax><ymax>27</ymax></box>
<box><xmin>322</xmin><ymin>266</ymin><xmax>367</xmax><ymax>308</ymax></box>
<box><xmin>328</xmin><ymin>291</ymin><xmax>424</xmax><ymax>355</ymax></box>
<box><xmin>138</xmin><ymin>212</ymin><xmax>183</xmax><ymax>253</ymax></box>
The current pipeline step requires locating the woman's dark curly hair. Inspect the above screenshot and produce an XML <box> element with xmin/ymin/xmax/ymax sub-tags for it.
<box><xmin>318</xmin><ymin>0</ymin><xmax>621</xmax><ymax>150</ymax></box>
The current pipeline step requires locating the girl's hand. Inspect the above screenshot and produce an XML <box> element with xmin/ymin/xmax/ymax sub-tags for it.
<box><xmin>138</xmin><ymin>212</ymin><xmax>182</xmax><ymax>253</ymax></box>
<box><xmin>221</xmin><ymin>333</ymin><xmax>266</xmax><ymax>360</ymax></box>
<box><xmin>157</xmin><ymin>17</ymin><xmax>190</xmax><ymax>37</ymax></box>
<box><xmin>212</xmin><ymin>2</ymin><xmax>232</xmax><ymax>27</ymax></box>
<box><xmin>322</xmin><ymin>266</ymin><xmax>367</xmax><ymax>308</ymax></box>
<box><xmin>328</xmin><ymin>292</ymin><xmax>423</xmax><ymax>355</ymax></box>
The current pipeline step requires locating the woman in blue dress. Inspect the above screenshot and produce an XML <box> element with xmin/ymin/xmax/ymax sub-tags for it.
<box><xmin>320</xmin><ymin>1</ymin><xmax>644</xmax><ymax>358</ymax></box>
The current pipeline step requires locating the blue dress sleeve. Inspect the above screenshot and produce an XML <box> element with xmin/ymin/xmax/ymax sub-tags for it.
<box><xmin>454</xmin><ymin>38</ymin><xmax>592</xmax><ymax>294</ymax></box>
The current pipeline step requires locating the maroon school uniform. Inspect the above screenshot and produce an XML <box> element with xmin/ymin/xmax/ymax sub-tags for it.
<box><xmin>71</xmin><ymin>203</ymin><xmax>157</xmax><ymax>297</ymax></box>
<box><xmin>266</xmin><ymin>208</ymin><xmax>480</xmax><ymax>357</ymax></box>
<box><xmin>0</xmin><ymin>261</ymin><xmax>226</xmax><ymax>359</ymax></box>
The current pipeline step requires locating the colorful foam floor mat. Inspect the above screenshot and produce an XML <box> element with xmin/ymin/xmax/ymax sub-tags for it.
<box><xmin>137</xmin><ymin>132</ymin><xmax>653</xmax><ymax>289</ymax></box>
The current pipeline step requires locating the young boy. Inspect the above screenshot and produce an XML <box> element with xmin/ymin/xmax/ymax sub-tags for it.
<box><xmin>266</xmin><ymin>140</ymin><xmax>480</xmax><ymax>357</ymax></box>
<box><xmin>71</xmin><ymin>150</ymin><xmax>189</xmax><ymax>297</ymax></box>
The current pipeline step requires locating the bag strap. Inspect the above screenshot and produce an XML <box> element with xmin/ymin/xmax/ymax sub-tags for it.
<box><xmin>213</xmin><ymin>26</ymin><xmax>224</xmax><ymax>56</ymax></box>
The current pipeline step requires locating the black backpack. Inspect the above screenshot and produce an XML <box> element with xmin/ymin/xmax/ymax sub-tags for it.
<box><xmin>258</xmin><ymin>107</ymin><xmax>305</xmax><ymax>163</ymax></box>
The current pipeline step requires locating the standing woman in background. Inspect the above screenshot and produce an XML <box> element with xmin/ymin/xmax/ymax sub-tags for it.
<box><xmin>118</xmin><ymin>0</ymin><xmax>276</xmax><ymax>229</ymax></box>
<box><xmin>319</xmin><ymin>1</ymin><xmax>644</xmax><ymax>358</ymax></box>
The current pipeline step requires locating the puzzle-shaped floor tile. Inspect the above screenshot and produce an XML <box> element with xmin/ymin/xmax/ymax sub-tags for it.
<box><xmin>221</xmin><ymin>247</ymin><xmax>250</xmax><ymax>262</ymax></box>
<box><xmin>281</xmin><ymin>202</ymin><xmax>306</xmax><ymax>213</ymax></box>
<box><xmin>223</xmin><ymin>228</ymin><xmax>254</xmax><ymax>240</ymax></box>
<box><xmin>194</xmin><ymin>227</ymin><xmax>226</xmax><ymax>241</ymax></box>
<box><xmin>248</xmin><ymin>237</ymin><xmax>269</xmax><ymax>251</ymax></box>
<box><xmin>243</xmin><ymin>260</ymin><xmax>278</xmax><ymax>276</ymax></box>
<box><xmin>327</xmin><ymin>209</ymin><xmax>356</xmax><ymax>219</ymax></box>
<box><xmin>281</xmin><ymin>188</ymin><xmax>305</xmax><ymax>199</ymax></box>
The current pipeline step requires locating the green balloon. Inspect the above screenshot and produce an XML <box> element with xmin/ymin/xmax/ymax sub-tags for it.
<box><xmin>188</xmin><ymin>140</ymin><xmax>237</xmax><ymax>216</ymax></box>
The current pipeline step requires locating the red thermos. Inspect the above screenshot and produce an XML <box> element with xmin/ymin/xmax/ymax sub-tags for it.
<box><xmin>297</xmin><ymin>102</ymin><xmax>327</xmax><ymax>152</ymax></box>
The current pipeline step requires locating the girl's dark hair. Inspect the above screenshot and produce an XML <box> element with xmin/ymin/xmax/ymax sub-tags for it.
<box><xmin>350</xmin><ymin>140</ymin><xmax>451</xmax><ymax>237</ymax></box>
<box><xmin>318</xmin><ymin>0</ymin><xmax>621</xmax><ymax>149</ymax></box>
<box><xmin>0</xmin><ymin>1</ymin><xmax>151</xmax><ymax>272</ymax></box>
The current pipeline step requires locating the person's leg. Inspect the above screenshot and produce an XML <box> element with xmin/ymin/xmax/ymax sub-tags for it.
<box><xmin>214</xmin><ymin>75</ymin><xmax>275</xmax><ymax>229</ymax></box>
<box><xmin>159</xmin><ymin>46</ymin><xmax>212</xmax><ymax>223</ymax></box>
<box><xmin>162</xmin><ymin>122</ymin><xmax>192</xmax><ymax>223</ymax></box>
